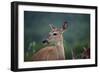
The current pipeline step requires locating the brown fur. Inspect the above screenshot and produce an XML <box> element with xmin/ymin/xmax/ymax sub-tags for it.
<box><xmin>32</xmin><ymin>46</ymin><xmax>60</xmax><ymax>61</ymax></box>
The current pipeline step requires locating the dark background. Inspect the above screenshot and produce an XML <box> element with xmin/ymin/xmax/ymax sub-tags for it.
<box><xmin>24</xmin><ymin>11</ymin><xmax>90</xmax><ymax>61</ymax></box>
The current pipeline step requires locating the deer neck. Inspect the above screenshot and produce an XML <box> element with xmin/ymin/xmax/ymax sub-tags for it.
<box><xmin>56</xmin><ymin>39</ymin><xmax>65</xmax><ymax>59</ymax></box>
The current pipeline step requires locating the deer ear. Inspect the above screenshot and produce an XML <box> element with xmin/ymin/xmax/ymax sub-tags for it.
<box><xmin>61</xmin><ymin>22</ymin><xmax>68</xmax><ymax>32</ymax></box>
<box><xmin>49</xmin><ymin>24</ymin><xmax>56</xmax><ymax>30</ymax></box>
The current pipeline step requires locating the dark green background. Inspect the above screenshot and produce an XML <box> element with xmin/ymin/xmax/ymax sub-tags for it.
<box><xmin>24</xmin><ymin>11</ymin><xmax>90</xmax><ymax>61</ymax></box>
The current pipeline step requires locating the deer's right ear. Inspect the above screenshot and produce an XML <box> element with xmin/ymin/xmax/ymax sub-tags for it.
<box><xmin>49</xmin><ymin>24</ymin><xmax>56</xmax><ymax>30</ymax></box>
<box><xmin>61</xmin><ymin>22</ymin><xmax>68</xmax><ymax>33</ymax></box>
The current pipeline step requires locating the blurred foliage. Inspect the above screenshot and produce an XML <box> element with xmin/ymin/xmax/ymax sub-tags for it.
<box><xmin>24</xmin><ymin>11</ymin><xmax>90</xmax><ymax>61</ymax></box>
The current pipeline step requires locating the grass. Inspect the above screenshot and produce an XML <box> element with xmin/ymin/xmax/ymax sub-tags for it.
<box><xmin>24</xmin><ymin>40</ymin><xmax>90</xmax><ymax>61</ymax></box>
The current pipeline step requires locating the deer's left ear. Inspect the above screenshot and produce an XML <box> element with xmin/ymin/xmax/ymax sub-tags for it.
<box><xmin>49</xmin><ymin>24</ymin><xmax>56</xmax><ymax>30</ymax></box>
<box><xmin>61</xmin><ymin>22</ymin><xmax>68</xmax><ymax>33</ymax></box>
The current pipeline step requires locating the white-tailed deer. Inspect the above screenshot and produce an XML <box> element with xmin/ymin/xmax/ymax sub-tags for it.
<box><xmin>81</xmin><ymin>47</ymin><xmax>90</xmax><ymax>59</ymax></box>
<box><xmin>32</xmin><ymin>22</ymin><xmax>68</xmax><ymax>61</ymax></box>
<box><xmin>71</xmin><ymin>47</ymin><xmax>90</xmax><ymax>59</ymax></box>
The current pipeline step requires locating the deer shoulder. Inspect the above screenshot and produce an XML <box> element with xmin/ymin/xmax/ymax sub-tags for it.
<box><xmin>32</xmin><ymin>46</ymin><xmax>59</xmax><ymax>61</ymax></box>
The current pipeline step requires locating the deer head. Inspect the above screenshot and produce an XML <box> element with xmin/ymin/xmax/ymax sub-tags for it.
<box><xmin>42</xmin><ymin>22</ymin><xmax>68</xmax><ymax>45</ymax></box>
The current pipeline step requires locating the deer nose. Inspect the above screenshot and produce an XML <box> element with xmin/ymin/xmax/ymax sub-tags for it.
<box><xmin>42</xmin><ymin>40</ymin><xmax>48</xmax><ymax>44</ymax></box>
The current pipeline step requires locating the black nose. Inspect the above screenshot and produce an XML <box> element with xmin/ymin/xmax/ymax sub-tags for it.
<box><xmin>42</xmin><ymin>40</ymin><xmax>48</xmax><ymax>44</ymax></box>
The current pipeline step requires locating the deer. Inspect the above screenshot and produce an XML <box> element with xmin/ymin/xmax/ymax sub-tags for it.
<box><xmin>71</xmin><ymin>47</ymin><xmax>90</xmax><ymax>59</ymax></box>
<box><xmin>32</xmin><ymin>22</ymin><xmax>68</xmax><ymax>61</ymax></box>
<box><xmin>81</xmin><ymin>47</ymin><xmax>90</xmax><ymax>59</ymax></box>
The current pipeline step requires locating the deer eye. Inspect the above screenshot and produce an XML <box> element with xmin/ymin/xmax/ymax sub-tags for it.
<box><xmin>53</xmin><ymin>33</ymin><xmax>57</xmax><ymax>36</ymax></box>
